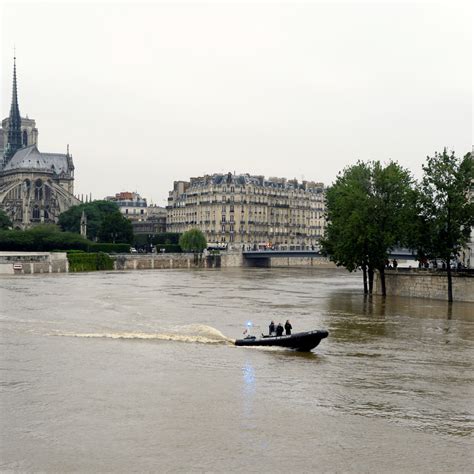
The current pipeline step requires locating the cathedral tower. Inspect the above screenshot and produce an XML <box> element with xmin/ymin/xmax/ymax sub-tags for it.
<box><xmin>4</xmin><ymin>56</ymin><xmax>23</xmax><ymax>163</ymax></box>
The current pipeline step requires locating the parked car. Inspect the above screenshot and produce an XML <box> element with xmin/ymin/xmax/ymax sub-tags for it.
<box><xmin>130</xmin><ymin>247</ymin><xmax>138</xmax><ymax>254</ymax></box>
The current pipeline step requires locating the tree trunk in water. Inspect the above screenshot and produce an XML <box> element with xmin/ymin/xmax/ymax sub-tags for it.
<box><xmin>446</xmin><ymin>259</ymin><xmax>453</xmax><ymax>303</ymax></box>
<box><xmin>379</xmin><ymin>266</ymin><xmax>386</xmax><ymax>296</ymax></box>
<box><xmin>362</xmin><ymin>265</ymin><xmax>368</xmax><ymax>295</ymax></box>
<box><xmin>368</xmin><ymin>267</ymin><xmax>374</xmax><ymax>294</ymax></box>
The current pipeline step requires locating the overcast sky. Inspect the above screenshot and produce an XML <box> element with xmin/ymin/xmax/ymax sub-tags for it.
<box><xmin>1</xmin><ymin>0</ymin><xmax>472</xmax><ymax>205</ymax></box>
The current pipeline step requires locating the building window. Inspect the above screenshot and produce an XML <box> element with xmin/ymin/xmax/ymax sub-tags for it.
<box><xmin>23</xmin><ymin>130</ymin><xmax>28</xmax><ymax>146</ymax></box>
<box><xmin>34</xmin><ymin>179</ymin><xmax>43</xmax><ymax>200</ymax></box>
<box><xmin>32</xmin><ymin>206</ymin><xmax>40</xmax><ymax>220</ymax></box>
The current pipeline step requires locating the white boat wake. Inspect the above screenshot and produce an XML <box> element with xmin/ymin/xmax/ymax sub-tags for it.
<box><xmin>51</xmin><ymin>324</ymin><xmax>234</xmax><ymax>345</ymax></box>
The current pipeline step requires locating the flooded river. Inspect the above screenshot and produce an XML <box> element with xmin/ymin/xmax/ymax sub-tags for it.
<box><xmin>1</xmin><ymin>268</ymin><xmax>473</xmax><ymax>472</ymax></box>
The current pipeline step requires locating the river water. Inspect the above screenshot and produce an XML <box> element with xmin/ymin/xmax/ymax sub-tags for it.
<box><xmin>1</xmin><ymin>268</ymin><xmax>473</xmax><ymax>472</ymax></box>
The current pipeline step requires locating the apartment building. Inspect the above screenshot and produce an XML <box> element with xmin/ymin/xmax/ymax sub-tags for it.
<box><xmin>167</xmin><ymin>172</ymin><xmax>325</xmax><ymax>249</ymax></box>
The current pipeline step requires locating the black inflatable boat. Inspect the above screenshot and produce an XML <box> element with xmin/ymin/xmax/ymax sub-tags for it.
<box><xmin>235</xmin><ymin>330</ymin><xmax>328</xmax><ymax>352</ymax></box>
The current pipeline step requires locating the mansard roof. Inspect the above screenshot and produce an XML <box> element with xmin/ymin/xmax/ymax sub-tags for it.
<box><xmin>188</xmin><ymin>172</ymin><xmax>324</xmax><ymax>193</ymax></box>
<box><xmin>2</xmin><ymin>144</ymin><xmax>74</xmax><ymax>176</ymax></box>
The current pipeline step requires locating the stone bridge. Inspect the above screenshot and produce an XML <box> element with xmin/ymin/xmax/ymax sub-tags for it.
<box><xmin>242</xmin><ymin>249</ymin><xmax>418</xmax><ymax>267</ymax></box>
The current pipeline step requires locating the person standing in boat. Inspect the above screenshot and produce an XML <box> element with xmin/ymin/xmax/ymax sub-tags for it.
<box><xmin>269</xmin><ymin>321</ymin><xmax>276</xmax><ymax>336</ymax></box>
<box><xmin>284</xmin><ymin>320</ymin><xmax>292</xmax><ymax>335</ymax></box>
<box><xmin>276</xmin><ymin>323</ymin><xmax>284</xmax><ymax>337</ymax></box>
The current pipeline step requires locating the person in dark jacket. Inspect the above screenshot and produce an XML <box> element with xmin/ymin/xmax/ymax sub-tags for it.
<box><xmin>276</xmin><ymin>323</ymin><xmax>284</xmax><ymax>337</ymax></box>
<box><xmin>269</xmin><ymin>321</ymin><xmax>276</xmax><ymax>336</ymax></box>
<box><xmin>284</xmin><ymin>320</ymin><xmax>292</xmax><ymax>335</ymax></box>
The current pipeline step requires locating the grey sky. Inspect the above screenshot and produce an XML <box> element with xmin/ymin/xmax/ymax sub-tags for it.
<box><xmin>1</xmin><ymin>0</ymin><xmax>472</xmax><ymax>205</ymax></box>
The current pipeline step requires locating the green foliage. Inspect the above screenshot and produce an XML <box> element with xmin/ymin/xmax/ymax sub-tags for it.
<box><xmin>418</xmin><ymin>150</ymin><xmax>474</xmax><ymax>260</ymax></box>
<box><xmin>134</xmin><ymin>233</ymin><xmax>181</xmax><ymax>246</ymax></box>
<box><xmin>0</xmin><ymin>225</ymin><xmax>90</xmax><ymax>251</ymax></box>
<box><xmin>68</xmin><ymin>252</ymin><xmax>114</xmax><ymax>272</ymax></box>
<box><xmin>321</xmin><ymin>160</ymin><xmax>414</xmax><ymax>294</ymax></box>
<box><xmin>179</xmin><ymin>229</ymin><xmax>207</xmax><ymax>253</ymax></box>
<box><xmin>152</xmin><ymin>233</ymin><xmax>181</xmax><ymax>245</ymax></box>
<box><xmin>0</xmin><ymin>209</ymin><xmax>12</xmax><ymax>230</ymax></box>
<box><xmin>88</xmin><ymin>243</ymin><xmax>130</xmax><ymax>253</ymax></box>
<box><xmin>58</xmin><ymin>200</ymin><xmax>121</xmax><ymax>241</ymax></box>
<box><xmin>415</xmin><ymin>149</ymin><xmax>474</xmax><ymax>301</ymax></box>
<box><xmin>134</xmin><ymin>233</ymin><xmax>182</xmax><ymax>252</ymax></box>
<box><xmin>321</xmin><ymin>162</ymin><xmax>372</xmax><ymax>272</ymax></box>
<box><xmin>98</xmin><ymin>212</ymin><xmax>134</xmax><ymax>244</ymax></box>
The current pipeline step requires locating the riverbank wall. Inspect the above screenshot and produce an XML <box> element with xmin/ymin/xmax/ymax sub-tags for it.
<box><xmin>112</xmin><ymin>251</ymin><xmax>245</xmax><ymax>270</ymax></box>
<box><xmin>0</xmin><ymin>250</ymin><xmax>335</xmax><ymax>274</ymax></box>
<box><xmin>0</xmin><ymin>252</ymin><xmax>69</xmax><ymax>274</ymax></box>
<box><xmin>375</xmin><ymin>270</ymin><xmax>474</xmax><ymax>302</ymax></box>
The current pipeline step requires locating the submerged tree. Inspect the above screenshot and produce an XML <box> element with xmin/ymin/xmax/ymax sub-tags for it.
<box><xmin>322</xmin><ymin>160</ymin><xmax>414</xmax><ymax>295</ymax></box>
<box><xmin>322</xmin><ymin>162</ymin><xmax>372</xmax><ymax>293</ymax></box>
<box><xmin>417</xmin><ymin>149</ymin><xmax>474</xmax><ymax>302</ymax></box>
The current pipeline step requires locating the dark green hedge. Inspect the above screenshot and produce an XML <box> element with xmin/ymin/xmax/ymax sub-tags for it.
<box><xmin>68</xmin><ymin>252</ymin><xmax>114</xmax><ymax>272</ymax></box>
<box><xmin>134</xmin><ymin>233</ymin><xmax>181</xmax><ymax>247</ymax></box>
<box><xmin>0</xmin><ymin>228</ymin><xmax>90</xmax><ymax>251</ymax></box>
<box><xmin>152</xmin><ymin>233</ymin><xmax>181</xmax><ymax>245</ymax></box>
<box><xmin>88</xmin><ymin>243</ymin><xmax>130</xmax><ymax>253</ymax></box>
<box><xmin>155</xmin><ymin>243</ymin><xmax>182</xmax><ymax>253</ymax></box>
<box><xmin>0</xmin><ymin>228</ymin><xmax>131</xmax><ymax>253</ymax></box>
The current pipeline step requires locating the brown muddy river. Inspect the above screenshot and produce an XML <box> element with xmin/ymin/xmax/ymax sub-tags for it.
<box><xmin>1</xmin><ymin>268</ymin><xmax>473</xmax><ymax>472</ymax></box>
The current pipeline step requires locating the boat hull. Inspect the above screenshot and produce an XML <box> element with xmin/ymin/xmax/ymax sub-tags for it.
<box><xmin>235</xmin><ymin>330</ymin><xmax>328</xmax><ymax>352</ymax></box>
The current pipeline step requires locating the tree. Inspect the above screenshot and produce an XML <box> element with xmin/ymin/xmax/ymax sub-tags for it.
<box><xmin>417</xmin><ymin>149</ymin><xmax>474</xmax><ymax>302</ymax></box>
<box><xmin>321</xmin><ymin>162</ymin><xmax>373</xmax><ymax>293</ymax></box>
<box><xmin>179</xmin><ymin>229</ymin><xmax>207</xmax><ymax>253</ymax></box>
<box><xmin>322</xmin><ymin>160</ymin><xmax>414</xmax><ymax>295</ymax></box>
<box><xmin>58</xmin><ymin>200</ymin><xmax>120</xmax><ymax>240</ymax></box>
<box><xmin>98</xmin><ymin>212</ymin><xmax>134</xmax><ymax>244</ymax></box>
<box><xmin>365</xmin><ymin>161</ymin><xmax>415</xmax><ymax>295</ymax></box>
<box><xmin>0</xmin><ymin>209</ymin><xmax>12</xmax><ymax>230</ymax></box>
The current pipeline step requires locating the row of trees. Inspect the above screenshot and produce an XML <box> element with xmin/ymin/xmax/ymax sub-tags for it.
<box><xmin>321</xmin><ymin>149</ymin><xmax>474</xmax><ymax>302</ymax></box>
<box><xmin>0</xmin><ymin>202</ymin><xmax>209</xmax><ymax>253</ymax></box>
<box><xmin>0</xmin><ymin>200</ymin><xmax>134</xmax><ymax>250</ymax></box>
<box><xmin>58</xmin><ymin>200</ymin><xmax>133</xmax><ymax>244</ymax></box>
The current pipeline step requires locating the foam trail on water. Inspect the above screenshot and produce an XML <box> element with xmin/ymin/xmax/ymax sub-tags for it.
<box><xmin>51</xmin><ymin>324</ymin><xmax>234</xmax><ymax>345</ymax></box>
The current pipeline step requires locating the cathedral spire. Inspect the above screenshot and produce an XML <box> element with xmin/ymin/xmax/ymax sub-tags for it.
<box><xmin>5</xmin><ymin>54</ymin><xmax>23</xmax><ymax>162</ymax></box>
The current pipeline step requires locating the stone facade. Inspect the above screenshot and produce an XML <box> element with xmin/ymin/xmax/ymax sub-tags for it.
<box><xmin>105</xmin><ymin>192</ymin><xmax>167</xmax><ymax>235</ymax></box>
<box><xmin>167</xmin><ymin>172</ymin><xmax>325</xmax><ymax>248</ymax></box>
<box><xmin>0</xmin><ymin>58</ymin><xmax>80</xmax><ymax>228</ymax></box>
<box><xmin>375</xmin><ymin>270</ymin><xmax>474</xmax><ymax>302</ymax></box>
<box><xmin>0</xmin><ymin>146</ymin><xmax>80</xmax><ymax>228</ymax></box>
<box><xmin>0</xmin><ymin>116</ymin><xmax>38</xmax><ymax>157</ymax></box>
<box><xmin>105</xmin><ymin>191</ymin><xmax>148</xmax><ymax>221</ymax></box>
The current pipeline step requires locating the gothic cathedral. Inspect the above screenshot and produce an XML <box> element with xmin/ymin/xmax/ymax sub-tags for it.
<box><xmin>0</xmin><ymin>57</ymin><xmax>80</xmax><ymax>228</ymax></box>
